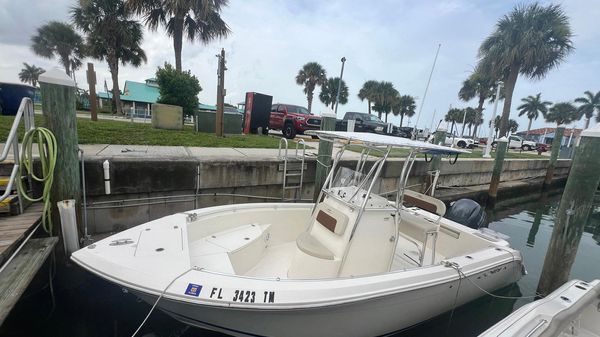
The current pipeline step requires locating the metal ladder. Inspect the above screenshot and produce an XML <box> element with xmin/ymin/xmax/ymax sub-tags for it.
<box><xmin>278</xmin><ymin>138</ymin><xmax>306</xmax><ymax>201</ymax></box>
<box><xmin>0</xmin><ymin>98</ymin><xmax>35</xmax><ymax>215</ymax></box>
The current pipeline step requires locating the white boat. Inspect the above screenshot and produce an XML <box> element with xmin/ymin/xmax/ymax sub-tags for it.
<box><xmin>72</xmin><ymin>131</ymin><xmax>525</xmax><ymax>337</ymax></box>
<box><xmin>480</xmin><ymin>279</ymin><xmax>600</xmax><ymax>337</ymax></box>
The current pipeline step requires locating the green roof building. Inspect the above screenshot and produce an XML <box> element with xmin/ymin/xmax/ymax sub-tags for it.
<box><xmin>98</xmin><ymin>78</ymin><xmax>159</xmax><ymax>115</ymax></box>
<box><xmin>98</xmin><ymin>78</ymin><xmax>220</xmax><ymax>116</ymax></box>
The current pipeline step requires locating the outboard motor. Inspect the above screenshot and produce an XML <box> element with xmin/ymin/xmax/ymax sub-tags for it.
<box><xmin>446</xmin><ymin>199</ymin><xmax>486</xmax><ymax>229</ymax></box>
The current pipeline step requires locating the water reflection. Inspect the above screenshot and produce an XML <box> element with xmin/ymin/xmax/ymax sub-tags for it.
<box><xmin>526</xmin><ymin>192</ymin><xmax>548</xmax><ymax>248</ymax></box>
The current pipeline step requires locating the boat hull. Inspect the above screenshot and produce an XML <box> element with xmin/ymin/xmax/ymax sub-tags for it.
<box><xmin>131</xmin><ymin>260</ymin><xmax>522</xmax><ymax>337</ymax></box>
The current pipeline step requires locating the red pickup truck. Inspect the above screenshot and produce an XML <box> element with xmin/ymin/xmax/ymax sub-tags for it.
<box><xmin>269</xmin><ymin>104</ymin><xmax>322</xmax><ymax>139</ymax></box>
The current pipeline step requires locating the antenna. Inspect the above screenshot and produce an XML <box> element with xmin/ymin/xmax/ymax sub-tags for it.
<box><xmin>412</xmin><ymin>43</ymin><xmax>441</xmax><ymax>139</ymax></box>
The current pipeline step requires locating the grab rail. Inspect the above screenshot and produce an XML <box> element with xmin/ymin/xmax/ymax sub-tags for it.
<box><xmin>0</xmin><ymin>98</ymin><xmax>35</xmax><ymax>212</ymax></box>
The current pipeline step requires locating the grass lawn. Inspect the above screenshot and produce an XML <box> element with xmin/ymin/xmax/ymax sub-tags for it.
<box><xmin>0</xmin><ymin>115</ymin><xmax>290</xmax><ymax>148</ymax></box>
<box><xmin>348</xmin><ymin>145</ymin><xmax>545</xmax><ymax>159</ymax></box>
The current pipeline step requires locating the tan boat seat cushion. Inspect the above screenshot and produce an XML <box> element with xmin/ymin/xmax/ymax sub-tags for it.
<box><xmin>403</xmin><ymin>189</ymin><xmax>446</xmax><ymax>216</ymax></box>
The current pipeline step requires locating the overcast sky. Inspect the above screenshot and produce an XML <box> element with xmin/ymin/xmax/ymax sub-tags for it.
<box><xmin>1</xmin><ymin>0</ymin><xmax>598</xmax><ymax>134</ymax></box>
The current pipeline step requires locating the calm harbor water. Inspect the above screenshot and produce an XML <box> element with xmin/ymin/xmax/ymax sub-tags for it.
<box><xmin>2</xmin><ymin>191</ymin><xmax>599</xmax><ymax>337</ymax></box>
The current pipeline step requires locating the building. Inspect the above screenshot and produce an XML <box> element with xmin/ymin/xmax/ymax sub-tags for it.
<box><xmin>98</xmin><ymin>78</ymin><xmax>218</xmax><ymax>116</ymax></box>
<box><xmin>98</xmin><ymin>78</ymin><xmax>159</xmax><ymax>115</ymax></box>
<box><xmin>516</xmin><ymin>127</ymin><xmax>582</xmax><ymax>146</ymax></box>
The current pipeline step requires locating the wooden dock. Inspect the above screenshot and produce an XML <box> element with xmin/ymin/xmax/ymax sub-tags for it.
<box><xmin>0</xmin><ymin>203</ymin><xmax>44</xmax><ymax>266</ymax></box>
<box><xmin>0</xmin><ymin>203</ymin><xmax>58</xmax><ymax>325</ymax></box>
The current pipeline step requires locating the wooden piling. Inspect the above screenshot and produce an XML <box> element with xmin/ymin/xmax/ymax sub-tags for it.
<box><xmin>215</xmin><ymin>49</ymin><xmax>225</xmax><ymax>137</ymax></box>
<box><xmin>487</xmin><ymin>137</ymin><xmax>508</xmax><ymax>206</ymax></box>
<box><xmin>86</xmin><ymin>63</ymin><xmax>98</xmax><ymax>121</ymax></box>
<box><xmin>39</xmin><ymin>69</ymin><xmax>82</xmax><ymax>235</ymax></box>
<box><xmin>537</xmin><ymin>124</ymin><xmax>600</xmax><ymax>296</ymax></box>
<box><xmin>313</xmin><ymin>113</ymin><xmax>336</xmax><ymax>201</ymax></box>
<box><xmin>543</xmin><ymin>126</ymin><xmax>565</xmax><ymax>188</ymax></box>
<box><xmin>430</xmin><ymin>129</ymin><xmax>446</xmax><ymax>171</ymax></box>
<box><xmin>425</xmin><ymin>129</ymin><xmax>446</xmax><ymax>195</ymax></box>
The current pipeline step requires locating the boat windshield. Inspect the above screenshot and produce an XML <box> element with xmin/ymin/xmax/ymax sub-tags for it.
<box><xmin>331</xmin><ymin>166</ymin><xmax>381</xmax><ymax>195</ymax></box>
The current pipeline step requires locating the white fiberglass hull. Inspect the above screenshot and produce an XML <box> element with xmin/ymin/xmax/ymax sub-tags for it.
<box><xmin>480</xmin><ymin>279</ymin><xmax>600</xmax><ymax>337</ymax></box>
<box><xmin>131</xmin><ymin>265</ymin><xmax>521</xmax><ymax>337</ymax></box>
<box><xmin>72</xmin><ymin>202</ymin><xmax>524</xmax><ymax>337</ymax></box>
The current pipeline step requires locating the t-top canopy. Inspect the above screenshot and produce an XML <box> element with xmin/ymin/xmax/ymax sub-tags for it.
<box><xmin>312</xmin><ymin>131</ymin><xmax>470</xmax><ymax>155</ymax></box>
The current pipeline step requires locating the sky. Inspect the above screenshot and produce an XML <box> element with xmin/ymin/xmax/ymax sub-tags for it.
<box><xmin>1</xmin><ymin>0</ymin><xmax>599</xmax><ymax>135</ymax></box>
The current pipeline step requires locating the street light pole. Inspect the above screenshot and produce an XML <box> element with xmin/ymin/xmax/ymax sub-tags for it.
<box><xmin>483</xmin><ymin>81</ymin><xmax>504</xmax><ymax>158</ymax></box>
<box><xmin>334</xmin><ymin>57</ymin><xmax>346</xmax><ymax>116</ymax></box>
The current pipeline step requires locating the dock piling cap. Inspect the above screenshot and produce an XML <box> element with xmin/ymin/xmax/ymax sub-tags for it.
<box><xmin>581</xmin><ymin>123</ymin><xmax>600</xmax><ymax>138</ymax></box>
<box><xmin>38</xmin><ymin>68</ymin><xmax>76</xmax><ymax>87</ymax></box>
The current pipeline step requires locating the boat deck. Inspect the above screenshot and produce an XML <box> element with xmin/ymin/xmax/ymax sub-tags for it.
<box><xmin>241</xmin><ymin>235</ymin><xmax>446</xmax><ymax>279</ymax></box>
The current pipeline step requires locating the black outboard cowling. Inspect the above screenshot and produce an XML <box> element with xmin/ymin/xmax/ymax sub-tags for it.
<box><xmin>446</xmin><ymin>199</ymin><xmax>486</xmax><ymax>229</ymax></box>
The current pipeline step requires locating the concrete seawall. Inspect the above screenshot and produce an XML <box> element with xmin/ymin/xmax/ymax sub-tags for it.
<box><xmin>81</xmin><ymin>155</ymin><xmax>571</xmax><ymax>234</ymax></box>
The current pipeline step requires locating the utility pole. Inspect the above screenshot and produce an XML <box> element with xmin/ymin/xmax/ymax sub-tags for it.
<box><xmin>483</xmin><ymin>81</ymin><xmax>503</xmax><ymax>158</ymax></box>
<box><xmin>334</xmin><ymin>57</ymin><xmax>346</xmax><ymax>116</ymax></box>
<box><xmin>537</xmin><ymin>124</ymin><xmax>600</xmax><ymax>296</ymax></box>
<box><xmin>39</xmin><ymin>68</ymin><xmax>81</xmax><ymax>235</ymax></box>
<box><xmin>215</xmin><ymin>48</ymin><xmax>226</xmax><ymax>137</ymax></box>
<box><xmin>86</xmin><ymin>63</ymin><xmax>98</xmax><ymax>121</ymax></box>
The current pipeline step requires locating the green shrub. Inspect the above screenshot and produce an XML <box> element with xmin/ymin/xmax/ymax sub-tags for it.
<box><xmin>155</xmin><ymin>63</ymin><xmax>202</xmax><ymax>117</ymax></box>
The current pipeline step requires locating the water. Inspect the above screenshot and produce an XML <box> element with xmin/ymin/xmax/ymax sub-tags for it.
<box><xmin>2</xmin><ymin>192</ymin><xmax>600</xmax><ymax>337</ymax></box>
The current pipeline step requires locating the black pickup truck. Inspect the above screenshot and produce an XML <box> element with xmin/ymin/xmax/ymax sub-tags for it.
<box><xmin>335</xmin><ymin>112</ymin><xmax>410</xmax><ymax>138</ymax></box>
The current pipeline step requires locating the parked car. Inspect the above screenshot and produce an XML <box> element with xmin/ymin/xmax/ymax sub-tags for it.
<box><xmin>536</xmin><ymin>143</ymin><xmax>550</xmax><ymax>153</ymax></box>
<box><xmin>335</xmin><ymin>112</ymin><xmax>410</xmax><ymax>138</ymax></box>
<box><xmin>492</xmin><ymin>135</ymin><xmax>537</xmax><ymax>151</ymax></box>
<box><xmin>443</xmin><ymin>132</ymin><xmax>476</xmax><ymax>148</ymax></box>
<box><xmin>269</xmin><ymin>104</ymin><xmax>321</xmax><ymax>139</ymax></box>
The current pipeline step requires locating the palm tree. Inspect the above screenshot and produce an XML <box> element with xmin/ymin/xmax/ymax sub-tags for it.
<box><xmin>517</xmin><ymin>93</ymin><xmax>552</xmax><ymax>137</ymax></box>
<box><xmin>72</xmin><ymin>0</ymin><xmax>147</xmax><ymax>115</ymax></box>
<box><xmin>371</xmin><ymin>81</ymin><xmax>399</xmax><ymax>122</ymax></box>
<box><xmin>318</xmin><ymin>77</ymin><xmax>348</xmax><ymax>110</ymax></box>
<box><xmin>295</xmin><ymin>62</ymin><xmax>327</xmax><ymax>113</ymax></box>
<box><xmin>545</xmin><ymin>102</ymin><xmax>578</xmax><ymax>126</ymax></box>
<box><xmin>444</xmin><ymin>108</ymin><xmax>463</xmax><ymax>135</ymax></box>
<box><xmin>462</xmin><ymin>107</ymin><xmax>477</xmax><ymax>136</ymax></box>
<box><xmin>458</xmin><ymin>71</ymin><xmax>497</xmax><ymax>139</ymax></box>
<box><xmin>574</xmin><ymin>91</ymin><xmax>600</xmax><ymax>128</ymax></box>
<box><xmin>391</xmin><ymin>95</ymin><xmax>416</xmax><ymax>127</ymax></box>
<box><xmin>18</xmin><ymin>63</ymin><xmax>45</xmax><ymax>87</ymax></box>
<box><xmin>31</xmin><ymin>21</ymin><xmax>84</xmax><ymax>77</ymax></box>
<box><xmin>128</xmin><ymin>0</ymin><xmax>230</xmax><ymax>72</ymax></box>
<box><xmin>358</xmin><ymin>80</ymin><xmax>378</xmax><ymax>115</ymax></box>
<box><xmin>477</xmin><ymin>3</ymin><xmax>573</xmax><ymax>137</ymax></box>
<box><xmin>508</xmin><ymin>119</ymin><xmax>519</xmax><ymax>135</ymax></box>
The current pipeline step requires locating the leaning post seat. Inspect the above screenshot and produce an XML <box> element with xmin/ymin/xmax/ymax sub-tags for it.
<box><xmin>287</xmin><ymin>198</ymin><xmax>352</xmax><ymax>279</ymax></box>
<box><xmin>400</xmin><ymin>189</ymin><xmax>446</xmax><ymax>266</ymax></box>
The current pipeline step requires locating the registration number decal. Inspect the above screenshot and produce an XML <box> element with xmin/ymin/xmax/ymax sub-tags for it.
<box><xmin>209</xmin><ymin>287</ymin><xmax>275</xmax><ymax>303</ymax></box>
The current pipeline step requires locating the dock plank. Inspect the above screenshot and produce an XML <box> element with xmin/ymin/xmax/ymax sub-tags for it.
<box><xmin>0</xmin><ymin>236</ymin><xmax>58</xmax><ymax>325</ymax></box>
<box><xmin>0</xmin><ymin>203</ymin><xmax>43</xmax><ymax>266</ymax></box>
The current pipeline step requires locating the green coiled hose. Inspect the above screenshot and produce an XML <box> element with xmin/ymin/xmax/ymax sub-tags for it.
<box><xmin>17</xmin><ymin>127</ymin><xmax>57</xmax><ymax>234</ymax></box>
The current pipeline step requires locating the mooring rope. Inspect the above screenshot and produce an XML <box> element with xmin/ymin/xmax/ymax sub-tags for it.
<box><xmin>442</xmin><ymin>260</ymin><xmax>540</xmax><ymax>301</ymax></box>
<box><xmin>17</xmin><ymin>127</ymin><xmax>57</xmax><ymax>234</ymax></box>
<box><xmin>130</xmin><ymin>268</ymin><xmax>193</xmax><ymax>337</ymax></box>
